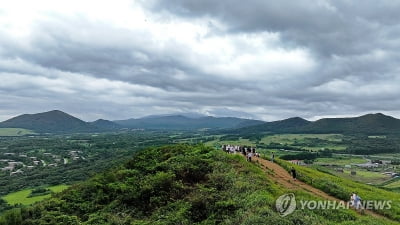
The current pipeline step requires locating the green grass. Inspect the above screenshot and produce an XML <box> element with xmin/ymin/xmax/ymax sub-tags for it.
<box><xmin>385</xmin><ymin>180</ymin><xmax>400</xmax><ymax>189</ymax></box>
<box><xmin>314</xmin><ymin>157</ymin><xmax>368</xmax><ymax>166</ymax></box>
<box><xmin>0</xmin><ymin>128</ymin><xmax>36</xmax><ymax>136</ymax></box>
<box><xmin>260</xmin><ymin>134</ymin><xmax>346</xmax><ymax>151</ymax></box>
<box><xmin>204</xmin><ymin>137</ymin><xmax>256</xmax><ymax>147</ymax></box>
<box><xmin>2</xmin><ymin>185</ymin><xmax>69</xmax><ymax>205</ymax></box>
<box><xmin>332</xmin><ymin>169</ymin><xmax>390</xmax><ymax>184</ymax></box>
<box><xmin>276</xmin><ymin>158</ymin><xmax>400</xmax><ymax>221</ymax></box>
<box><xmin>260</xmin><ymin>134</ymin><xmax>343</xmax><ymax>144</ymax></box>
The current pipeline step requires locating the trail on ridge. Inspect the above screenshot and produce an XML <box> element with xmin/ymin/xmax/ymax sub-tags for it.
<box><xmin>250</xmin><ymin>155</ymin><xmax>388</xmax><ymax>219</ymax></box>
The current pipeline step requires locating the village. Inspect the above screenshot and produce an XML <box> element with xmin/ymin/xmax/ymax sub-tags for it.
<box><xmin>0</xmin><ymin>150</ymin><xmax>85</xmax><ymax>176</ymax></box>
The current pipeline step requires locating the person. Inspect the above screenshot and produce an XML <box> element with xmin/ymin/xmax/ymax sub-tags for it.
<box><xmin>247</xmin><ymin>152</ymin><xmax>253</xmax><ymax>162</ymax></box>
<box><xmin>271</xmin><ymin>153</ymin><xmax>275</xmax><ymax>163</ymax></box>
<box><xmin>349</xmin><ymin>193</ymin><xmax>355</xmax><ymax>207</ymax></box>
<box><xmin>354</xmin><ymin>193</ymin><xmax>362</xmax><ymax>210</ymax></box>
<box><xmin>291</xmin><ymin>167</ymin><xmax>297</xmax><ymax>181</ymax></box>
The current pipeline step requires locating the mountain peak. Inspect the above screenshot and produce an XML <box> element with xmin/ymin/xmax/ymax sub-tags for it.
<box><xmin>0</xmin><ymin>110</ymin><xmax>96</xmax><ymax>133</ymax></box>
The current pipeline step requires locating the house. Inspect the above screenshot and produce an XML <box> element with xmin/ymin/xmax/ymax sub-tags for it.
<box><xmin>10</xmin><ymin>169</ymin><xmax>23</xmax><ymax>176</ymax></box>
<box><xmin>289</xmin><ymin>160</ymin><xmax>306</xmax><ymax>166</ymax></box>
<box><xmin>1</xmin><ymin>167</ymin><xmax>13</xmax><ymax>171</ymax></box>
<box><xmin>3</xmin><ymin>153</ymin><xmax>15</xmax><ymax>156</ymax></box>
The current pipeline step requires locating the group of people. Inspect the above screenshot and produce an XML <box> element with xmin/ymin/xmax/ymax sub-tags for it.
<box><xmin>222</xmin><ymin>144</ymin><xmax>363</xmax><ymax>210</ymax></box>
<box><xmin>221</xmin><ymin>145</ymin><xmax>260</xmax><ymax>162</ymax></box>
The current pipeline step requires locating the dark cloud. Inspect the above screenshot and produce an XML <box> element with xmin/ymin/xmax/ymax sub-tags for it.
<box><xmin>0</xmin><ymin>1</ymin><xmax>400</xmax><ymax>121</ymax></box>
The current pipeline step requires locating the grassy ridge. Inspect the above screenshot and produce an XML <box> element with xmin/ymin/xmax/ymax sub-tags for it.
<box><xmin>0</xmin><ymin>145</ymin><xmax>397</xmax><ymax>224</ymax></box>
<box><xmin>276</xmin><ymin>159</ymin><xmax>400</xmax><ymax>221</ymax></box>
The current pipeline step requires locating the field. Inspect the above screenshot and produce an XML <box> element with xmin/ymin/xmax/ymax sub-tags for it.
<box><xmin>331</xmin><ymin>169</ymin><xmax>390</xmax><ymax>184</ymax></box>
<box><xmin>314</xmin><ymin>156</ymin><xmax>367</xmax><ymax>165</ymax></box>
<box><xmin>260</xmin><ymin>134</ymin><xmax>346</xmax><ymax>151</ymax></box>
<box><xmin>384</xmin><ymin>180</ymin><xmax>400</xmax><ymax>189</ymax></box>
<box><xmin>2</xmin><ymin>185</ymin><xmax>69</xmax><ymax>205</ymax></box>
<box><xmin>0</xmin><ymin>128</ymin><xmax>36</xmax><ymax>136</ymax></box>
<box><xmin>204</xmin><ymin>134</ymin><xmax>347</xmax><ymax>152</ymax></box>
<box><xmin>204</xmin><ymin>136</ymin><xmax>255</xmax><ymax>147</ymax></box>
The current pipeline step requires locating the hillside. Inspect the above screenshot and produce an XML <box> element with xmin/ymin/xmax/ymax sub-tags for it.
<box><xmin>237</xmin><ymin>113</ymin><xmax>400</xmax><ymax>135</ymax></box>
<box><xmin>89</xmin><ymin>119</ymin><xmax>122</xmax><ymax>131</ymax></box>
<box><xmin>0</xmin><ymin>110</ymin><xmax>97</xmax><ymax>133</ymax></box>
<box><xmin>304</xmin><ymin>113</ymin><xmax>400</xmax><ymax>134</ymax></box>
<box><xmin>114</xmin><ymin>115</ymin><xmax>264</xmax><ymax>130</ymax></box>
<box><xmin>0</xmin><ymin>145</ymin><xmax>397</xmax><ymax>224</ymax></box>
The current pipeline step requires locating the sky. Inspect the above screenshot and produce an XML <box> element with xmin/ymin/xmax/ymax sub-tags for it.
<box><xmin>1</xmin><ymin>0</ymin><xmax>400</xmax><ymax>122</ymax></box>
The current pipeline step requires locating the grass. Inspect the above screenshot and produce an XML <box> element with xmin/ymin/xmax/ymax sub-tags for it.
<box><xmin>332</xmin><ymin>169</ymin><xmax>390</xmax><ymax>184</ymax></box>
<box><xmin>260</xmin><ymin>134</ymin><xmax>346</xmax><ymax>151</ymax></box>
<box><xmin>260</xmin><ymin>134</ymin><xmax>343</xmax><ymax>144</ymax></box>
<box><xmin>385</xmin><ymin>180</ymin><xmax>400</xmax><ymax>189</ymax></box>
<box><xmin>276</xmin><ymin>158</ymin><xmax>400</xmax><ymax>221</ymax></box>
<box><xmin>2</xmin><ymin>185</ymin><xmax>69</xmax><ymax>205</ymax></box>
<box><xmin>0</xmin><ymin>128</ymin><xmax>36</xmax><ymax>136</ymax></box>
<box><xmin>204</xmin><ymin>137</ymin><xmax>256</xmax><ymax>147</ymax></box>
<box><xmin>314</xmin><ymin>157</ymin><xmax>368</xmax><ymax>166</ymax></box>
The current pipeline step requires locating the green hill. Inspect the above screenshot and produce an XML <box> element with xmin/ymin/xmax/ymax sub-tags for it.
<box><xmin>0</xmin><ymin>110</ymin><xmax>98</xmax><ymax>133</ymax></box>
<box><xmin>89</xmin><ymin>119</ymin><xmax>122</xmax><ymax>131</ymax></box>
<box><xmin>236</xmin><ymin>113</ymin><xmax>400</xmax><ymax>135</ymax></box>
<box><xmin>0</xmin><ymin>144</ymin><xmax>397</xmax><ymax>224</ymax></box>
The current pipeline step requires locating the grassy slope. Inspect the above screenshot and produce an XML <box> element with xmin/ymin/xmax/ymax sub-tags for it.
<box><xmin>0</xmin><ymin>145</ymin><xmax>397</xmax><ymax>224</ymax></box>
<box><xmin>0</xmin><ymin>128</ymin><xmax>35</xmax><ymax>136</ymax></box>
<box><xmin>2</xmin><ymin>185</ymin><xmax>69</xmax><ymax>205</ymax></box>
<box><xmin>276</xmin><ymin>158</ymin><xmax>400</xmax><ymax>221</ymax></box>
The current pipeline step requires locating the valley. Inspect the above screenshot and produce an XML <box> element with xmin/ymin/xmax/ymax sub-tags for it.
<box><xmin>1</xmin><ymin>111</ymin><xmax>400</xmax><ymax>224</ymax></box>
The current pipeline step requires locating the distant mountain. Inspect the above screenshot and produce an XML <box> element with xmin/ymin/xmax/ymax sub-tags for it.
<box><xmin>141</xmin><ymin>112</ymin><xmax>206</xmax><ymax>119</ymax></box>
<box><xmin>89</xmin><ymin>119</ymin><xmax>122</xmax><ymax>131</ymax></box>
<box><xmin>303</xmin><ymin>113</ymin><xmax>400</xmax><ymax>134</ymax></box>
<box><xmin>114</xmin><ymin>115</ymin><xmax>264</xmax><ymax>130</ymax></box>
<box><xmin>237</xmin><ymin>113</ymin><xmax>400</xmax><ymax>135</ymax></box>
<box><xmin>0</xmin><ymin>110</ymin><xmax>97</xmax><ymax>133</ymax></box>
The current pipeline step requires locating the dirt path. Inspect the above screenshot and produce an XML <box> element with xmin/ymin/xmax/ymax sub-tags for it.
<box><xmin>251</xmin><ymin>156</ymin><xmax>388</xmax><ymax>219</ymax></box>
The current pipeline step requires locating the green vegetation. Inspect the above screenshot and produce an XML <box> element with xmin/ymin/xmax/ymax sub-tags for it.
<box><xmin>0</xmin><ymin>131</ymin><xmax>179</xmax><ymax>197</ymax></box>
<box><xmin>314</xmin><ymin>157</ymin><xmax>367</xmax><ymax>166</ymax></box>
<box><xmin>0</xmin><ymin>128</ymin><xmax>35</xmax><ymax>137</ymax></box>
<box><xmin>2</xmin><ymin>185</ymin><xmax>68</xmax><ymax>206</ymax></box>
<box><xmin>0</xmin><ymin>144</ymin><xmax>396</xmax><ymax>224</ymax></box>
<box><xmin>384</xmin><ymin>179</ymin><xmax>400</xmax><ymax>190</ymax></box>
<box><xmin>229</xmin><ymin>113</ymin><xmax>400</xmax><ymax>135</ymax></box>
<box><xmin>276</xmin><ymin>159</ymin><xmax>400</xmax><ymax>221</ymax></box>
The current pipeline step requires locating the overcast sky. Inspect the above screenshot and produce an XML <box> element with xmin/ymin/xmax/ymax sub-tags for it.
<box><xmin>1</xmin><ymin>0</ymin><xmax>400</xmax><ymax>122</ymax></box>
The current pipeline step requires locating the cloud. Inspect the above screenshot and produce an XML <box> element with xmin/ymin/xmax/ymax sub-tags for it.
<box><xmin>0</xmin><ymin>0</ymin><xmax>400</xmax><ymax>121</ymax></box>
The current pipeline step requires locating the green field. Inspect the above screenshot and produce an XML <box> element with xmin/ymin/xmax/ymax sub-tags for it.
<box><xmin>333</xmin><ymin>169</ymin><xmax>390</xmax><ymax>184</ymax></box>
<box><xmin>204</xmin><ymin>136</ymin><xmax>256</xmax><ymax>147</ymax></box>
<box><xmin>0</xmin><ymin>128</ymin><xmax>36</xmax><ymax>136</ymax></box>
<box><xmin>2</xmin><ymin>185</ymin><xmax>69</xmax><ymax>205</ymax></box>
<box><xmin>261</xmin><ymin>134</ymin><xmax>346</xmax><ymax>151</ymax></box>
<box><xmin>385</xmin><ymin>180</ymin><xmax>400</xmax><ymax>189</ymax></box>
<box><xmin>314</xmin><ymin>157</ymin><xmax>368</xmax><ymax>165</ymax></box>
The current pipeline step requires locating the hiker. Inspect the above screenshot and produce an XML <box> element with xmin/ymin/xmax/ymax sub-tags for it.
<box><xmin>291</xmin><ymin>167</ymin><xmax>297</xmax><ymax>181</ymax></box>
<box><xmin>271</xmin><ymin>153</ymin><xmax>275</xmax><ymax>163</ymax></box>
<box><xmin>350</xmin><ymin>193</ymin><xmax>355</xmax><ymax>207</ymax></box>
<box><xmin>247</xmin><ymin>152</ymin><xmax>253</xmax><ymax>162</ymax></box>
<box><xmin>354</xmin><ymin>193</ymin><xmax>362</xmax><ymax>210</ymax></box>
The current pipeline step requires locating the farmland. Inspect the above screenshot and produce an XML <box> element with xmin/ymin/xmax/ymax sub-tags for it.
<box><xmin>0</xmin><ymin>128</ymin><xmax>35</xmax><ymax>137</ymax></box>
<box><xmin>2</xmin><ymin>185</ymin><xmax>69</xmax><ymax>206</ymax></box>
